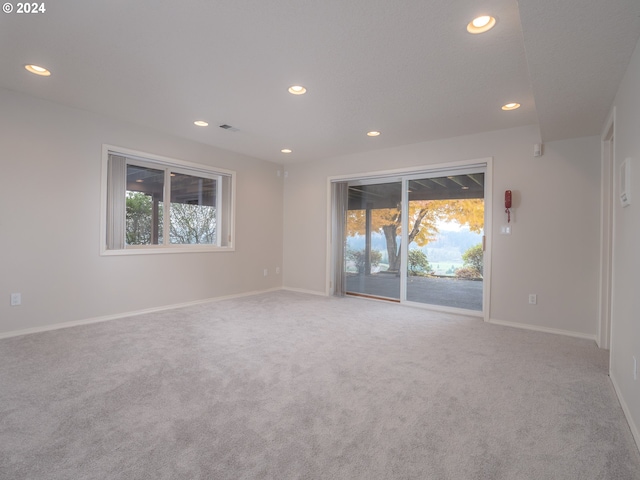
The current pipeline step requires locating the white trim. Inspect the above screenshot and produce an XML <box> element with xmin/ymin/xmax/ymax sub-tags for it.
<box><xmin>102</xmin><ymin>144</ymin><xmax>236</xmax><ymax>177</ymax></box>
<box><xmin>215</xmin><ymin>174</ymin><xmax>223</xmax><ymax>247</ymax></box>
<box><xmin>0</xmin><ymin>287</ymin><xmax>282</xmax><ymax>340</ymax></box>
<box><xmin>327</xmin><ymin>158</ymin><xmax>492</xmax><ymax>183</ymax></box>
<box><xmin>482</xmin><ymin>159</ymin><xmax>493</xmax><ymax>323</ymax></box>
<box><xmin>610</xmin><ymin>372</ymin><xmax>640</xmax><ymax>453</ymax></box>
<box><xmin>489</xmin><ymin>317</ymin><xmax>597</xmax><ymax>342</ymax></box>
<box><xmin>325</xmin><ymin>157</ymin><xmax>492</xmax><ymax>319</ymax></box>
<box><xmin>598</xmin><ymin>109</ymin><xmax>615</xmax><ymax>349</ymax></box>
<box><xmin>100</xmin><ymin>144</ymin><xmax>236</xmax><ymax>255</ymax></box>
<box><xmin>400</xmin><ymin>180</ymin><xmax>409</xmax><ymax>302</ymax></box>
<box><xmin>326</xmin><ymin>179</ymin><xmax>334</xmax><ymax>296</ymax></box>
<box><xmin>99</xmin><ymin>146</ymin><xmax>110</xmax><ymax>254</ymax></box>
<box><xmin>100</xmin><ymin>244</ymin><xmax>236</xmax><ymax>256</ymax></box>
<box><xmin>162</xmin><ymin>166</ymin><xmax>172</xmax><ymax>244</ymax></box>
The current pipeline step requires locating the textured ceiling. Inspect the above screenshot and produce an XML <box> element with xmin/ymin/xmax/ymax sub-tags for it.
<box><xmin>1</xmin><ymin>0</ymin><xmax>639</xmax><ymax>164</ymax></box>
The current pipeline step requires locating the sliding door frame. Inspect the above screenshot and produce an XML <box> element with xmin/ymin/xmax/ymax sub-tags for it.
<box><xmin>326</xmin><ymin>158</ymin><xmax>493</xmax><ymax>322</ymax></box>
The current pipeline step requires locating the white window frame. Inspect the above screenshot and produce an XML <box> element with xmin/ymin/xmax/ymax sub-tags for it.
<box><xmin>326</xmin><ymin>158</ymin><xmax>493</xmax><ymax>322</ymax></box>
<box><xmin>100</xmin><ymin>145</ymin><xmax>236</xmax><ymax>255</ymax></box>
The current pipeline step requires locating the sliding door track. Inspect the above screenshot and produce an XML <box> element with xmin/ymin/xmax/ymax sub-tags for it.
<box><xmin>346</xmin><ymin>292</ymin><xmax>401</xmax><ymax>303</ymax></box>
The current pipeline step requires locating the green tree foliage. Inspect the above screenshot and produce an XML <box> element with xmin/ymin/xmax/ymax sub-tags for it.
<box><xmin>126</xmin><ymin>192</ymin><xmax>160</xmax><ymax>245</ymax></box>
<box><xmin>126</xmin><ymin>191</ymin><xmax>216</xmax><ymax>245</ymax></box>
<box><xmin>456</xmin><ymin>243</ymin><xmax>483</xmax><ymax>279</ymax></box>
<box><xmin>462</xmin><ymin>243</ymin><xmax>483</xmax><ymax>274</ymax></box>
<box><xmin>407</xmin><ymin>249</ymin><xmax>431</xmax><ymax>276</ymax></box>
<box><xmin>346</xmin><ymin>248</ymin><xmax>382</xmax><ymax>273</ymax></box>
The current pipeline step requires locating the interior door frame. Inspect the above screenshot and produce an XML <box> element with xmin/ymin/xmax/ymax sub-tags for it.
<box><xmin>598</xmin><ymin>110</ymin><xmax>615</xmax><ymax>350</ymax></box>
<box><xmin>326</xmin><ymin>158</ymin><xmax>493</xmax><ymax>322</ymax></box>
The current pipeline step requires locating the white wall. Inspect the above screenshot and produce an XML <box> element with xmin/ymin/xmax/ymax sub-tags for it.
<box><xmin>609</xmin><ymin>37</ymin><xmax>640</xmax><ymax>445</ymax></box>
<box><xmin>0</xmin><ymin>88</ymin><xmax>284</xmax><ymax>336</ymax></box>
<box><xmin>283</xmin><ymin>125</ymin><xmax>601</xmax><ymax>338</ymax></box>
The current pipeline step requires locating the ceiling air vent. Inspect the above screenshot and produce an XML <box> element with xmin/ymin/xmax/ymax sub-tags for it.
<box><xmin>219</xmin><ymin>124</ymin><xmax>239</xmax><ymax>132</ymax></box>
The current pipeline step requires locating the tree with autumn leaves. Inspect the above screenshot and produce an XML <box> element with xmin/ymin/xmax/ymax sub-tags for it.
<box><xmin>346</xmin><ymin>199</ymin><xmax>484</xmax><ymax>272</ymax></box>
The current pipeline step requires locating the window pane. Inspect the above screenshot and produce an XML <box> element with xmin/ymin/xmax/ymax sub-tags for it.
<box><xmin>126</xmin><ymin>164</ymin><xmax>164</xmax><ymax>245</ymax></box>
<box><xmin>345</xmin><ymin>181</ymin><xmax>402</xmax><ymax>301</ymax></box>
<box><xmin>406</xmin><ymin>174</ymin><xmax>484</xmax><ymax>311</ymax></box>
<box><xmin>103</xmin><ymin>148</ymin><xmax>235</xmax><ymax>254</ymax></box>
<box><xmin>169</xmin><ymin>172</ymin><xmax>217</xmax><ymax>245</ymax></box>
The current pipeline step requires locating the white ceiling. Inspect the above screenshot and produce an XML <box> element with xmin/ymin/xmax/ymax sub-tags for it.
<box><xmin>2</xmin><ymin>0</ymin><xmax>639</xmax><ymax>164</ymax></box>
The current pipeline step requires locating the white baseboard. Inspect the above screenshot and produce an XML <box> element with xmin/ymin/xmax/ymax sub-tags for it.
<box><xmin>281</xmin><ymin>286</ymin><xmax>327</xmax><ymax>296</ymax></box>
<box><xmin>488</xmin><ymin>317</ymin><xmax>597</xmax><ymax>342</ymax></box>
<box><xmin>0</xmin><ymin>287</ymin><xmax>283</xmax><ymax>340</ymax></box>
<box><xmin>609</xmin><ymin>373</ymin><xmax>640</xmax><ymax>454</ymax></box>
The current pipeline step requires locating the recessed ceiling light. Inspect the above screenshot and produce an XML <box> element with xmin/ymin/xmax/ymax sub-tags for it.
<box><xmin>194</xmin><ymin>120</ymin><xmax>209</xmax><ymax>127</ymax></box>
<box><xmin>501</xmin><ymin>103</ymin><xmax>521</xmax><ymax>111</ymax></box>
<box><xmin>367</xmin><ymin>131</ymin><xmax>381</xmax><ymax>137</ymax></box>
<box><xmin>288</xmin><ymin>85</ymin><xmax>307</xmax><ymax>95</ymax></box>
<box><xmin>281</xmin><ymin>148</ymin><xmax>292</xmax><ymax>154</ymax></box>
<box><xmin>473</xmin><ymin>16</ymin><xmax>491</xmax><ymax>28</ymax></box>
<box><xmin>467</xmin><ymin>15</ymin><xmax>496</xmax><ymax>34</ymax></box>
<box><xmin>25</xmin><ymin>64</ymin><xmax>51</xmax><ymax>76</ymax></box>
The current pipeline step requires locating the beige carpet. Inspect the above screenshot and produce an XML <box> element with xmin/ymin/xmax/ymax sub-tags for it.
<box><xmin>1</xmin><ymin>290</ymin><xmax>639</xmax><ymax>479</ymax></box>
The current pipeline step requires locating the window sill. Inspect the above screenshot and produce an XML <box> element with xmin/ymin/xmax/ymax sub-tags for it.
<box><xmin>100</xmin><ymin>245</ymin><xmax>235</xmax><ymax>256</ymax></box>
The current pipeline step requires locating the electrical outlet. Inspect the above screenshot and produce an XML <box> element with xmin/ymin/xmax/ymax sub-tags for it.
<box><xmin>10</xmin><ymin>293</ymin><xmax>21</xmax><ymax>306</ymax></box>
<box><xmin>263</xmin><ymin>269</ymin><xmax>268</xmax><ymax>277</ymax></box>
<box><xmin>528</xmin><ymin>294</ymin><xmax>537</xmax><ymax>305</ymax></box>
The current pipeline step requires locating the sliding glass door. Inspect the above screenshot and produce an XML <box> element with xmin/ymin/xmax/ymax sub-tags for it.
<box><xmin>335</xmin><ymin>164</ymin><xmax>487</xmax><ymax>314</ymax></box>
<box><xmin>345</xmin><ymin>180</ymin><xmax>402</xmax><ymax>301</ymax></box>
<box><xmin>405</xmin><ymin>173</ymin><xmax>484</xmax><ymax>311</ymax></box>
